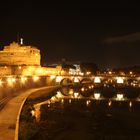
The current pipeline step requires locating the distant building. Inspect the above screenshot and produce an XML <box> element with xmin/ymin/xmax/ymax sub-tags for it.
<box><xmin>0</xmin><ymin>42</ymin><xmax>40</xmax><ymax>66</ymax></box>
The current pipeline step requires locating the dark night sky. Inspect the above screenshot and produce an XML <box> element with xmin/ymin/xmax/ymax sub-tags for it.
<box><xmin>0</xmin><ymin>2</ymin><xmax>140</xmax><ymax>68</ymax></box>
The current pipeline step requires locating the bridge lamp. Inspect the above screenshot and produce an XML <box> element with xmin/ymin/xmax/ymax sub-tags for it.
<box><xmin>108</xmin><ymin>71</ymin><xmax>112</xmax><ymax>75</ymax></box>
<box><xmin>94</xmin><ymin>93</ymin><xmax>101</xmax><ymax>100</ymax></box>
<box><xmin>21</xmin><ymin>76</ymin><xmax>27</xmax><ymax>84</ymax></box>
<box><xmin>31</xmin><ymin>110</ymin><xmax>35</xmax><ymax>117</ymax></box>
<box><xmin>7</xmin><ymin>77</ymin><xmax>14</xmax><ymax>86</ymax></box>
<box><xmin>129</xmin><ymin>71</ymin><xmax>133</xmax><ymax>75</ymax></box>
<box><xmin>80</xmin><ymin>72</ymin><xmax>84</xmax><ymax>76</ymax></box>
<box><xmin>94</xmin><ymin>77</ymin><xmax>101</xmax><ymax>83</ymax></box>
<box><xmin>108</xmin><ymin>100</ymin><xmax>112</xmax><ymax>107</ymax></box>
<box><xmin>12</xmin><ymin>77</ymin><xmax>16</xmax><ymax>83</ymax></box>
<box><xmin>81</xmin><ymin>87</ymin><xmax>85</xmax><ymax>92</ymax></box>
<box><xmin>33</xmin><ymin>76</ymin><xmax>39</xmax><ymax>82</ymax></box>
<box><xmin>116</xmin><ymin>77</ymin><xmax>124</xmax><ymax>84</ymax></box>
<box><xmin>74</xmin><ymin>92</ymin><xmax>79</xmax><ymax>98</ymax></box>
<box><xmin>86</xmin><ymin>100</ymin><xmax>91</xmax><ymax>106</ymax></box>
<box><xmin>18</xmin><ymin>66</ymin><xmax>22</xmax><ymax>70</ymax></box>
<box><xmin>50</xmin><ymin>75</ymin><xmax>56</xmax><ymax>79</ymax></box>
<box><xmin>129</xmin><ymin>101</ymin><xmax>132</xmax><ymax>108</ymax></box>
<box><xmin>61</xmin><ymin>99</ymin><xmax>64</xmax><ymax>103</ymax></box>
<box><xmin>69</xmin><ymin>89</ymin><xmax>74</xmax><ymax>95</ymax></box>
<box><xmin>116</xmin><ymin>94</ymin><xmax>124</xmax><ymax>101</ymax></box>
<box><xmin>86</xmin><ymin>71</ymin><xmax>91</xmax><ymax>75</ymax></box>
<box><xmin>74</xmin><ymin>77</ymin><xmax>79</xmax><ymax>83</ymax></box>
<box><xmin>56</xmin><ymin>76</ymin><xmax>62</xmax><ymax>82</ymax></box>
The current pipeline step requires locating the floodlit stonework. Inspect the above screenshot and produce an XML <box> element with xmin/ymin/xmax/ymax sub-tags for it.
<box><xmin>0</xmin><ymin>42</ymin><xmax>40</xmax><ymax>66</ymax></box>
<box><xmin>0</xmin><ymin>41</ymin><xmax>63</xmax><ymax>76</ymax></box>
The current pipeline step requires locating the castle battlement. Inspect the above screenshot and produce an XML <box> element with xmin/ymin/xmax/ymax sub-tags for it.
<box><xmin>0</xmin><ymin>42</ymin><xmax>40</xmax><ymax>66</ymax></box>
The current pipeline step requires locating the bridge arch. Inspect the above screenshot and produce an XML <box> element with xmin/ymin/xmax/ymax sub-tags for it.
<box><xmin>60</xmin><ymin>78</ymin><xmax>72</xmax><ymax>86</ymax></box>
<box><xmin>80</xmin><ymin>78</ymin><xmax>92</xmax><ymax>84</ymax></box>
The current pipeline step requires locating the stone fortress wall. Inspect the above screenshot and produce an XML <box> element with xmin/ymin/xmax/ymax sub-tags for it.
<box><xmin>0</xmin><ymin>42</ymin><xmax>62</xmax><ymax>76</ymax></box>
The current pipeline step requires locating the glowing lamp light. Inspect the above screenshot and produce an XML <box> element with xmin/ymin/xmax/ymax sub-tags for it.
<box><xmin>86</xmin><ymin>71</ymin><xmax>91</xmax><ymax>75</ymax></box>
<box><xmin>50</xmin><ymin>75</ymin><xmax>56</xmax><ymax>79</ymax></box>
<box><xmin>80</xmin><ymin>72</ymin><xmax>84</xmax><ymax>76</ymax></box>
<box><xmin>129</xmin><ymin>101</ymin><xmax>132</xmax><ymax>108</ymax></box>
<box><xmin>31</xmin><ymin>110</ymin><xmax>35</xmax><ymax>117</ymax></box>
<box><xmin>51</xmin><ymin>96</ymin><xmax>56</xmax><ymax>102</ymax></box>
<box><xmin>12</xmin><ymin>77</ymin><xmax>16</xmax><ymax>83</ymax></box>
<box><xmin>94</xmin><ymin>93</ymin><xmax>101</xmax><ymax>100</ymax></box>
<box><xmin>73</xmin><ymin>77</ymin><xmax>79</xmax><ymax>83</ymax></box>
<box><xmin>56</xmin><ymin>76</ymin><xmax>62</xmax><ymax>82</ymax></box>
<box><xmin>74</xmin><ymin>92</ymin><xmax>79</xmax><ymax>98</ymax></box>
<box><xmin>56</xmin><ymin>91</ymin><xmax>62</xmax><ymax>98</ymax></box>
<box><xmin>0</xmin><ymin>79</ymin><xmax>3</xmax><ymax>86</ymax></box>
<box><xmin>33</xmin><ymin>76</ymin><xmax>39</xmax><ymax>82</ymax></box>
<box><xmin>18</xmin><ymin>66</ymin><xmax>22</xmax><ymax>70</ymax></box>
<box><xmin>61</xmin><ymin>99</ymin><xmax>64</xmax><ymax>103</ymax></box>
<box><xmin>108</xmin><ymin>71</ymin><xmax>112</xmax><ymax>75</ymax></box>
<box><xmin>81</xmin><ymin>87</ymin><xmax>85</xmax><ymax>92</ymax></box>
<box><xmin>129</xmin><ymin>71</ymin><xmax>133</xmax><ymax>75</ymax></box>
<box><xmin>94</xmin><ymin>77</ymin><xmax>101</xmax><ymax>83</ymax></box>
<box><xmin>108</xmin><ymin>100</ymin><xmax>112</xmax><ymax>107</ymax></box>
<box><xmin>21</xmin><ymin>76</ymin><xmax>27</xmax><ymax>84</ymax></box>
<box><xmin>7</xmin><ymin>77</ymin><xmax>15</xmax><ymax>86</ymax></box>
<box><xmin>116</xmin><ymin>77</ymin><xmax>124</xmax><ymax>84</ymax></box>
<box><xmin>86</xmin><ymin>100</ymin><xmax>91</xmax><ymax>106</ymax></box>
<box><xmin>69</xmin><ymin>89</ymin><xmax>74</xmax><ymax>95</ymax></box>
<box><xmin>116</xmin><ymin>94</ymin><xmax>124</xmax><ymax>100</ymax></box>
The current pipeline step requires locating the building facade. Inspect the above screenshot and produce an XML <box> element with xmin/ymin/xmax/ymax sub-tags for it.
<box><xmin>0</xmin><ymin>42</ymin><xmax>40</xmax><ymax>66</ymax></box>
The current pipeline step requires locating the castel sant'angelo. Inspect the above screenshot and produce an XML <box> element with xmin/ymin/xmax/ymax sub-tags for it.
<box><xmin>0</xmin><ymin>41</ymin><xmax>62</xmax><ymax>76</ymax></box>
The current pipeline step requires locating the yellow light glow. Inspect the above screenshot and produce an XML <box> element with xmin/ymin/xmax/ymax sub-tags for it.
<box><xmin>94</xmin><ymin>77</ymin><xmax>101</xmax><ymax>83</ymax></box>
<box><xmin>86</xmin><ymin>71</ymin><xmax>91</xmax><ymax>75</ymax></box>
<box><xmin>51</xmin><ymin>96</ymin><xmax>56</xmax><ymax>102</ymax></box>
<box><xmin>129</xmin><ymin>101</ymin><xmax>132</xmax><ymax>108</ymax></box>
<box><xmin>18</xmin><ymin>66</ymin><xmax>22</xmax><ymax>69</ymax></box>
<box><xmin>0</xmin><ymin>79</ymin><xmax>3</xmax><ymax>86</ymax></box>
<box><xmin>12</xmin><ymin>77</ymin><xmax>16</xmax><ymax>83</ymax></box>
<box><xmin>7</xmin><ymin>77</ymin><xmax>15</xmax><ymax>86</ymax></box>
<box><xmin>129</xmin><ymin>71</ymin><xmax>133</xmax><ymax>75</ymax></box>
<box><xmin>56</xmin><ymin>76</ymin><xmax>62</xmax><ymax>82</ymax></box>
<box><xmin>31</xmin><ymin>110</ymin><xmax>35</xmax><ymax>116</ymax></box>
<box><xmin>21</xmin><ymin>76</ymin><xmax>27</xmax><ymax>84</ymax></box>
<box><xmin>86</xmin><ymin>100</ymin><xmax>91</xmax><ymax>106</ymax></box>
<box><xmin>50</xmin><ymin>75</ymin><xmax>56</xmax><ymax>79</ymax></box>
<box><xmin>73</xmin><ymin>77</ymin><xmax>79</xmax><ymax>83</ymax></box>
<box><xmin>80</xmin><ymin>72</ymin><xmax>84</xmax><ymax>76</ymax></box>
<box><xmin>33</xmin><ymin>76</ymin><xmax>39</xmax><ymax>82</ymax></box>
<box><xmin>94</xmin><ymin>93</ymin><xmax>101</xmax><ymax>100</ymax></box>
<box><xmin>116</xmin><ymin>77</ymin><xmax>124</xmax><ymax>84</ymax></box>
<box><xmin>69</xmin><ymin>89</ymin><xmax>74</xmax><ymax>95</ymax></box>
<box><xmin>116</xmin><ymin>94</ymin><xmax>124</xmax><ymax>100</ymax></box>
<box><xmin>61</xmin><ymin>99</ymin><xmax>64</xmax><ymax>103</ymax></box>
<box><xmin>108</xmin><ymin>100</ymin><xmax>112</xmax><ymax>107</ymax></box>
<box><xmin>74</xmin><ymin>92</ymin><xmax>79</xmax><ymax>98</ymax></box>
<box><xmin>81</xmin><ymin>87</ymin><xmax>85</xmax><ymax>92</ymax></box>
<box><xmin>89</xmin><ymin>86</ymin><xmax>92</xmax><ymax>89</ymax></box>
<box><xmin>56</xmin><ymin>91</ymin><xmax>62</xmax><ymax>98</ymax></box>
<box><xmin>108</xmin><ymin>71</ymin><xmax>112</xmax><ymax>75</ymax></box>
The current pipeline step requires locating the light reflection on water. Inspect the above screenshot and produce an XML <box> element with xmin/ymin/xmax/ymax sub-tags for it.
<box><xmin>31</xmin><ymin>86</ymin><xmax>140</xmax><ymax>122</ymax></box>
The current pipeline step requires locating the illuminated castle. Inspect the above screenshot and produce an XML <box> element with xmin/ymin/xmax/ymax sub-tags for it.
<box><xmin>0</xmin><ymin>41</ymin><xmax>40</xmax><ymax>66</ymax></box>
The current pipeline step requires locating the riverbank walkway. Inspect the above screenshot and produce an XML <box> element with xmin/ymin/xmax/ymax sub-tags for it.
<box><xmin>0</xmin><ymin>86</ymin><xmax>58</xmax><ymax>140</ymax></box>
